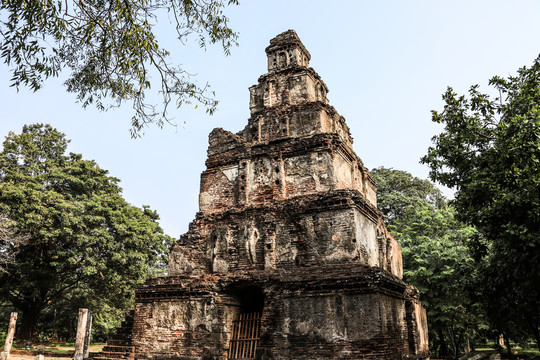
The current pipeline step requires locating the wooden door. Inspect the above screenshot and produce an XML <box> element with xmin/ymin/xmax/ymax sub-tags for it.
<box><xmin>227</xmin><ymin>312</ymin><xmax>262</xmax><ymax>359</ymax></box>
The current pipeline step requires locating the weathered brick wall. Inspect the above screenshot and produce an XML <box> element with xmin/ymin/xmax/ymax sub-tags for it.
<box><xmin>132</xmin><ymin>30</ymin><xmax>429</xmax><ymax>360</ymax></box>
<box><xmin>247</xmin><ymin>76</ymin><xmax>353</xmax><ymax>148</ymax></box>
<box><xmin>199</xmin><ymin>131</ymin><xmax>375</xmax><ymax>213</ymax></box>
<box><xmin>268</xmin><ymin>292</ymin><xmax>409</xmax><ymax>359</ymax></box>
<box><xmin>133</xmin><ymin>296</ymin><xmax>234</xmax><ymax>360</ymax></box>
<box><xmin>265</xmin><ymin>30</ymin><xmax>311</xmax><ymax>73</ymax></box>
<box><xmin>405</xmin><ymin>286</ymin><xmax>430</xmax><ymax>357</ymax></box>
<box><xmin>134</xmin><ymin>265</ymin><xmax>414</xmax><ymax>360</ymax></box>
<box><xmin>169</xmin><ymin>191</ymin><xmax>401</xmax><ymax>278</ymax></box>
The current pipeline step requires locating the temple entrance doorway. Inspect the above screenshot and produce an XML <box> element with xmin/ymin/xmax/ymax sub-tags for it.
<box><xmin>227</xmin><ymin>285</ymin><xmax>264</xmax><ymax>360</ymax></box>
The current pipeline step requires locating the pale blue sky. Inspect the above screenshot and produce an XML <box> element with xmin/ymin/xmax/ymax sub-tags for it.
<box><xmin>1</xmin><ymin>1</ymin><xmax>540</xmax><ymax>237</ymax></box>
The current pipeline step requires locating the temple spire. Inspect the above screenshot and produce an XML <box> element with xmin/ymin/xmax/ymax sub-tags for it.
<box><xmin>265</xmin><ymin>30</ymin><xmax>311</xmax><ymax>72</ymax></box>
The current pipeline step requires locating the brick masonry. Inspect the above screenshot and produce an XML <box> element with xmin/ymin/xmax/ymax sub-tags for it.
<box><xmin>96</xmin><ymin>30</ymin><xmax>430</xmax><ymax>360</ymax></box>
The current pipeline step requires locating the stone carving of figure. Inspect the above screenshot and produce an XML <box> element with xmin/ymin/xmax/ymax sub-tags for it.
<box><xmin>245</xmin><ymin>223</ymin><xmax>259</xmax><ymax>264</ymax></box>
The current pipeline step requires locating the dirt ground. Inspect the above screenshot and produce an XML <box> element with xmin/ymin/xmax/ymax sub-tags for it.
<box><xmin>9</xmin><ymin>343</ymin><xmax>105</xmax><ymax>360</ymax></box>
<box><xmin>9</xmin><ymin>356</ymin><xmax>68</xmax><ymax>360</ymax></box>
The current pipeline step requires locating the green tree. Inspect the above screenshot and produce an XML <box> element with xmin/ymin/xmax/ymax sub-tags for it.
<box><xmin>372</xmin><ymin>166</ymin><xmax>446</xmax><ymax>224</ymax></box>
<box><xmin>0</xmin><ymin>211</ymin><xmax>26</xmax><ymax>273</ymax></box>
<box><xmin>0</xmin><ymin>124</ymin><xmax>173</xmax><ymax>340</ymax></box>
<box><xmin>421</xmin><ymin>57</ymin><xmax>540</xmax><ymax>348</ymax></box>
<box><xmin>372</xmin><ymin>167</ymin><xmax>483</xmax><ymax>359</ymax></box>
<box><xmin>0</xmin><ymin>0</ymin><xmax>239</xmax><ymax>136</ymax></box>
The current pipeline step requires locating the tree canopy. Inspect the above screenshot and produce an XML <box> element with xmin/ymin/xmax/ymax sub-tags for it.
<box><xmin>0</xmin><ymin>124</ymin><xmax>173</xmax><ymax>339</ymax></box>
<box><xmin>371</xmin><ymin>166</ymin><xmax>446</xmax><ymax>224</ymax></box>
<box><xmin>421</xmin><ymin>57</ymin><xmax>540</xmax><ymax>349</ymax></box>
<box><xmin>372</xmin><ymin>167</ymin><xmax>482</xmax><ymax>359</ymax></box>
<box><xmin>0</xmin><ymin>211</ymin><xmax>26</xmax><ymax>273</ymax></box>
<box><xmin>0</xmin><ymin>0</ymin><xmax>239</xmax><ymax>136</ymax></box>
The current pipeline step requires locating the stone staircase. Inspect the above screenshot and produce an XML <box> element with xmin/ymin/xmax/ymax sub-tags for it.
<box><xmin>90</xmin><ymin>311</ymin><xmax>134</xmax><ymax>360</ymax></box>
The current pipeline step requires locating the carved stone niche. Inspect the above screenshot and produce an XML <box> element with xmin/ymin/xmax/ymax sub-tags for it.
<box><xmin>207</xmin><ymin>227</ymin><xmax>231</xmax><ymax>273</ymax></box>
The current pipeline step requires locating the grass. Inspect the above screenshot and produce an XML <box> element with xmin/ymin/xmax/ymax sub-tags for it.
<box><xmin>476</xmin><ymin>343</ymin><xmax>540</xmax><ymax>358</ymax></box>
<box><xmin>13</xmin><ymin>341</ymin><xmax>105</xmax><ymax>353</ymax></box>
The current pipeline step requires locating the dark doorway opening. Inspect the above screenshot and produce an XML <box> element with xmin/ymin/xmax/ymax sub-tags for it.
<box><xmin>227</xmin><ymin>286</ymin><xmax>264</xmax><ymax>360</ymax></box>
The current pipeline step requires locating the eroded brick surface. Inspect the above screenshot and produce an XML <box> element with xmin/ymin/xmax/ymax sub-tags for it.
<box><xmin>97</xmin><ymin>30</ymin><xmax>430</xmax><ymax>360</ymax></box>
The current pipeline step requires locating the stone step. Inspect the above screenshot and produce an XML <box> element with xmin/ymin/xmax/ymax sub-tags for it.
<box><xmin>92</xmin><ymin>351</ymin><xmax>131</xmax><ymax>359</ymax></box>
<box><xmin>91</xmin><ymin>354</ymin><xmax>133</xmax><ymax>360</ymax></box>
<box><xmin>101</xmin><ymin>345</ymin><xmax>134</xmax><ymax>353</ymax></box>
<box><xmin>105</xmin><ymin>339</ymin><xmax>132</xmax><ymax>347</ymax></box>
<box><xmin>91</xmin><ymin>356</ymin><xmax>131</xmax><ymax>360</ymax></box>
<box><xmin>114</xmin><ymin>326</ymin><xmax>133</xmax><ymax>333</ymax></box>
<box><xmin>111</xmin><ymin>333</ymin><xmax>132</xmax><ymax>340</ymax></box>
<box><xmin>92</xmin><ymin>311</ymin><xmax>135</xmax><ymax>360</ymax></box>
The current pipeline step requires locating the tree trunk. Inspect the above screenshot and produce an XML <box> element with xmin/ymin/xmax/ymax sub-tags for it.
<box><xmin>437</xmin><ymin>327</ymin><xmax>448</xmax><ymax>359</ymax></box>
<box><xmin>503</xmin><ymin>334</ymin><xmax>512</xmax><ymax>357</ymax></box>
<box><xmin>533</xmin><ymin>331</ymin><xmax>540</xmax><ymax>357</ymax></box>
<box><xmin>526</xmin><ymin>318</ymin><xmax>540</xmax><ymax>354</ymax></box>
<box><xmin>17</xmin><ymin>303</ymin><xmax>43</xmax><ymax>341</ymax></box>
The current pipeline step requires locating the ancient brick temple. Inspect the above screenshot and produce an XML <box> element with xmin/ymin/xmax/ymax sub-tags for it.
<box><xmin>97</xmin><ymin>30</ymin><xmax>429</xmax><ymax>360</ymax></box>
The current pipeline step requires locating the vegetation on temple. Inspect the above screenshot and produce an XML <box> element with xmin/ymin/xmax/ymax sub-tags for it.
<box><xmin>0</xmin><ymin>0</ymin><xmax>239</xmax><ymax>136</ymax></box>
<box><xmin>0</xmin><ymin>124</ymin><xmax>173</xmax><ymax>340</ymax></box>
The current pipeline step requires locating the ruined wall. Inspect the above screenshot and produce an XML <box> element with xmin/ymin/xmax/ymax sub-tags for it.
<box><xmin>133</xmin><ymin>264</ymin><xmax>417</xmax><ymax>360</ymax></box>
<box><xmin>265</xmin><ymin>30</ymin><xmax>311</xmax><ymax>72</ymax></box>
<box><xmin>133</xmin><ymin>294</ymin><xmax>244</xmax><ymax>360</ymax></box>
<box><xmin>405</xmin><ymin>286</ymin><xmax>430</xmax><ymax>356</ymax></box>
<box><xmin>170</xmin><ymin>192</ymin><xmax>402</xmax><ymax>279</ymax></box>
<box><xmin>249</xmin><ymin>70</ymin><xmax>329</xmax><ymax>112</ymax></box>
<box><xmin>126</xmin><ymin>30</ymin><xmax>429</xmax><ymax>360</ymax></box>
<box><xmin>275</xmin><ymin>292</ymin><xmax>407</xmax><ymax>350</ymax></box>
<box><xmin>133</xmin><ymin>298</ymin><xmax>222</xmax><ymax>359</ymax></box>
<box><xmin>198</xmin><ymin>129</ymin><xmax>376</xmax><ymax>213</ymax></box>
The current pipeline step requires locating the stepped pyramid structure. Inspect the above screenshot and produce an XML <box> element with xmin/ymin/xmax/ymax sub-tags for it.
<box><xmin>110</xmin><ymin>30</ymin><xmax>429</xmax><ymax>360</ymax></box>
